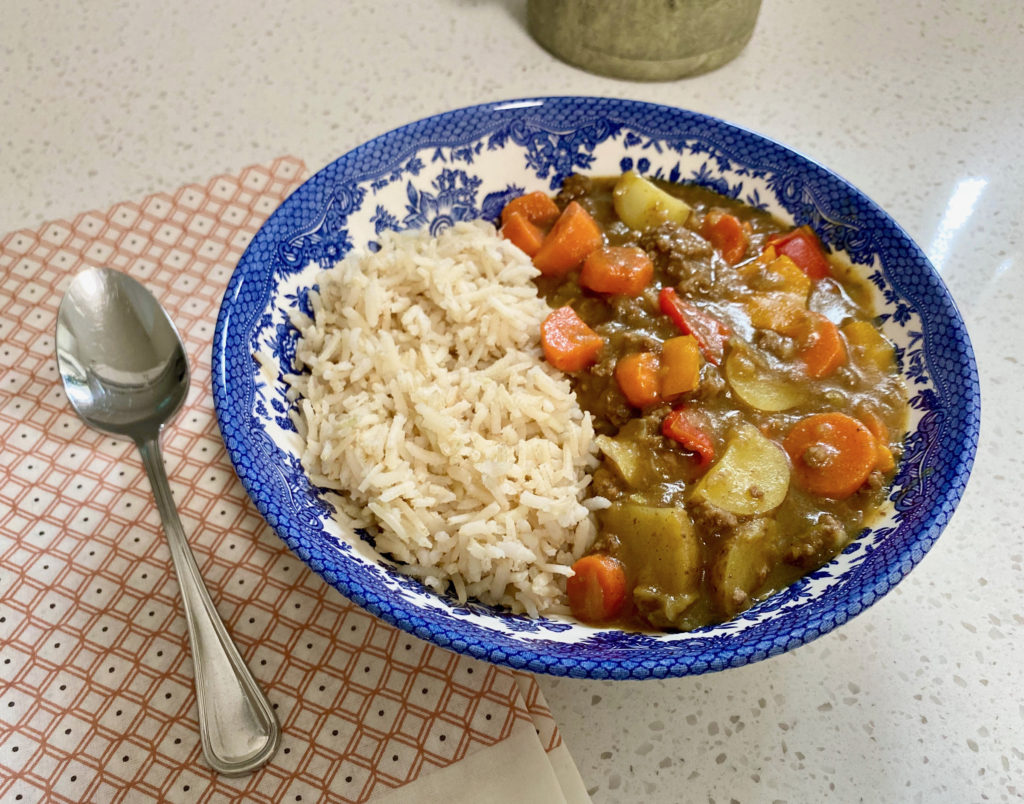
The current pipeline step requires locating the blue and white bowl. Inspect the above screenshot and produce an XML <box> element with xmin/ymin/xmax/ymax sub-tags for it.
<box><xmin>212</xmin><ymin>97</ymin><xmax>980</xmax><ymax>679</ymax></box>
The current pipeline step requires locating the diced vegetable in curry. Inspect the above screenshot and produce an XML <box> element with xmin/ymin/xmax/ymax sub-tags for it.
<box><xmin>499</xmin><ymin>174</ymin><xmax>908</xmax><ymax>631</ymax></box>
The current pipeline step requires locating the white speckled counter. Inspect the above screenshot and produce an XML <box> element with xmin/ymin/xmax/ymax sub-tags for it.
<box><xmin>3</xmin><ymin>1</ymin><xmax>1021</xmax><ymax>800</ymax></box>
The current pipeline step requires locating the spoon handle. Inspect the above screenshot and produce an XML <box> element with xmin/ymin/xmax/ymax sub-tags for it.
<box><xmin>138</xmin><ymin>436</ymin><xmax>281</xmax><ymax>776</ymax></box>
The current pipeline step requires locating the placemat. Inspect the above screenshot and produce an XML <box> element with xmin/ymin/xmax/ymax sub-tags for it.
<box><xmin>0</xmin><ymin>157</ymin><xmax>589</xmax><ymax>803</ymax></box>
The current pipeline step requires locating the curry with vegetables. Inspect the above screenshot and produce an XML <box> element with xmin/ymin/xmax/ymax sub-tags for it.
<box><xmin>499</xmin><ymin>172</ymin><xmax>908</xmax><ymax>631</ymax></box>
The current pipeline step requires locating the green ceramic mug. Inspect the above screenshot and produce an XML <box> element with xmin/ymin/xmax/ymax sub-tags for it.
<box><xmin>528</xmin><ymin>0</ymin><xmax>762</xmax><ymax>81</ymax></box>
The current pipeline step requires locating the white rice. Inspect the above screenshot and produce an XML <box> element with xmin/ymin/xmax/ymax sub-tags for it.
<box><xmin>287</xmin><ymin>220</ymin><xmax>602</xmax><ymax>615</ymax></box>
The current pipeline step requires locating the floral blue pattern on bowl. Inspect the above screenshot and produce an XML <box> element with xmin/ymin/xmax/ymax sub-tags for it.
<box><xmin>211</xmin><ymin>97</ymin><xmax>980</xmax><ymax>679</ymax></box>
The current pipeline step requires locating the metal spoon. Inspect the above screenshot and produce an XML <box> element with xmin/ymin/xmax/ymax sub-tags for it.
<box><xmin>55</xmin><ymin>266</ymin><xmax>280</xmax><ymax>776</ymax></box>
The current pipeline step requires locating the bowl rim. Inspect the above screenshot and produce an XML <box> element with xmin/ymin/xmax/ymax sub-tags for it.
<box><xmin>212</xmin><ymin>96</ymin><xmax>981</xmax><ymax>679</ymax></box>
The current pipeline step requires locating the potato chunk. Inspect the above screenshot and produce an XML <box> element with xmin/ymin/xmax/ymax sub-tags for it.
<box><xmin>594</xmin><ymin>435</ymin><xmax>644</xmax><ymax>488</ymax></box>
<box><xmin>613</xmin><ymin>171</ymin><xmax>692</xmax><ymax>231</ymax></box>
<box><xmin>600</xmin><ymin>502</ymin><xmax>701</xmax><ymax>629</ymax></box>
<box><xmin>725</xmin><ymin>347</ymin><xmax>807</xmax><ymax>412</ymax></box>
<box><xmin>692</xmin><ymin>424</ymin><xmax>790</xmax><ymax>516</ymax></box>
<box><xmin>710</xmin><ymin>517</ymin><xmax>779</xmax><ymax>616</ymax></box>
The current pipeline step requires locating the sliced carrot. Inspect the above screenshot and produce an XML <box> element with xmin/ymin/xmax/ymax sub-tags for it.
<box><xmin>766</xmin><ymin>226</ymin><xmax>832</xmax><ymax>280</ymax></box>
<box><xmin>659</xmin><ymin>335</ymin><xmax>702</xmax><ymax>399</ymax></box>
<box><xmin>532</xmin><ymin>201</ymin><xmax>604</xmax><ymax>277</ymax></box>
<box><xmin>662</xmin><ymin>407</ymin><xmax>715</xmax><ymax>469</ymax></box>
<box><xmin>540</xmin><ymin>305</ymin><xmax>604</xmax><ymax>372</ymax></box>
<box><xmin>783</xmin><ymin>412</ymin><xmax>878</xmax><ymax>499</ymax></box>
<box><xmin>700</xmin><ymin>208</ymin><xmax>751</xmax><ymax>265</ymax></box>
<box><xmin>566</xmin><ymin>554</ymin><xmax>628</xmax><ymax>623</ymax></box>
<box><xmin>580</xmin><ymin>246</ymin><xmax>654</xmax><ymax>296</ymax></box>
<box><xmin>500</xmin><ymin>211</ymin><xmax>546</xmax><ymax>257</ymax></box>
<box><xmin>614</xmin><ymin>351</ymin><xmax>661</xmax><ymax>408</ymax></box>
<box><xmin>799</xmin><ymin>312</ymin><xmax>847</xmax><ymax>378</ymax></box>
<box><xmin>500</xmin><ymin>190</ymin><xmax>561</xmax><ymax>228</ymax></box>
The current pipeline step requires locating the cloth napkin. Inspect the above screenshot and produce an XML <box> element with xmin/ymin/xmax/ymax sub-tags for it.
<box><xmin>0</xmin><ymin>157</ymin><xmax>590</xmax><ymax>803</ymax></box>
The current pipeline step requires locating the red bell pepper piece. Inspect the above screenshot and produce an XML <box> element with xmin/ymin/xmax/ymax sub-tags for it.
<box><xmin>766</xmin><ymin>225</ymin><xmax>831</xmax><ymax>280</ymax></box>
<box><xmin>662</xmin><ymin>407</ymin><xmax>715</xmax><ymax>469</ymax></box>
<box><xmin>657</xmin><ymin>287</ymin><xmax>731</xmax><ymax>365</ymax></box>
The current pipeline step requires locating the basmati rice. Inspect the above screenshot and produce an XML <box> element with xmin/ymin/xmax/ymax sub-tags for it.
<box><xmin>288</xmin><ymin>220</ymin><xmax>602</xmax><ymax>615</ymax></box>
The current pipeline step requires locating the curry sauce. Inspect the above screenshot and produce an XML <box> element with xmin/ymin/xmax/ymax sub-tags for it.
<box><xmin>503</xmin><ymin>173</ymin><xmax>908</xmax><ymax>631</ymax></box>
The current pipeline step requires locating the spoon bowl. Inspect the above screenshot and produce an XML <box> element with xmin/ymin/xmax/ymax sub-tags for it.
<box><xmin>56</xmin><ymin>266</ymin><xmax>280</xmax><ymax>776</ymax></box>
<box><xmin>56</xmin><ymin>268</ymin><xmax>189</xmax><ymax>437</ymax></box>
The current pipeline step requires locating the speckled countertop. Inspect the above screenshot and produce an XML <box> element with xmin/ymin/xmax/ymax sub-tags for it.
<box><xmin>3</xmin><ymin>1</ymin><xmax>1021</xmax><ymax>801</ymax></box>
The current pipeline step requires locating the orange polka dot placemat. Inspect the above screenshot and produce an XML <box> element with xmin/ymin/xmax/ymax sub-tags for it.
<box><xmin>0</xmin><ymin>157</ymin><xmax>589</xmax><ymax>803</ymax></box>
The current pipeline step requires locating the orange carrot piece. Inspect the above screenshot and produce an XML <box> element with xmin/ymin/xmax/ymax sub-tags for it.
<box><xmin>614</xmin><ymin>351</ymin><xmax>662</xmax><ymax>408</ymax></box>
<box><xmin>700</xmin><ymin>208</ymin><xmax>751</xmax><ymax>265</ymax></box>
<box><xmin>540</xmin><ymin>305</ymin><xmax>604</xmax><ymax>372</ymax></box>
<box><xmin>500</xmin><ymin>211</ymin><xmax>546</xmax><ymax>257</ymax></box>
<box><xmin>500</xmin><ymin>190</ymin><xmax>561</xmax><ymax>228</ymax></box>
<box><xmin>799</xmin><ymin>312</ymin><xmax>847</xmax><ymax>378</ymax></box>
<box><xmin>783</xmin><ymin>412</ymin><xmax>878</xmax><ymax>499</ymax></box>
<box><xmin>532</xmin><ymin>201</ymin><xmax>604</xmax><ymax>277</ymax></box>
<box><xmin>580</xmin><ymin>246</ymin><xmax>654</xmax><ymax>296</ymax></box>
<box><xmin>566</xmin><ymin>554</ymin><xmax>628</xmax><ymax>623</ymax></box>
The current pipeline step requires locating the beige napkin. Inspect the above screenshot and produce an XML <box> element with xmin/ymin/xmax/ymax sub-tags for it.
<box><xmin>0</xmin><ymin>157</ymin><xmax>589</xmax><ymax>803</ymax></box>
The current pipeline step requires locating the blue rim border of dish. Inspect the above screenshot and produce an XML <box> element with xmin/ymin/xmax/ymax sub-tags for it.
<box><xmin>212</xmin><ymin>97</ymin><xmax>980</xmax><ymax>679</ymax></box>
